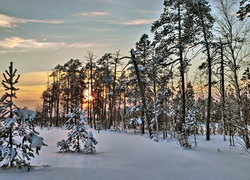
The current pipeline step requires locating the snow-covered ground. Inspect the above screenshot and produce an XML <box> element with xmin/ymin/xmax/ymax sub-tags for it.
<box><xmin>1</xmin><ymin>128</ymin><xmax>249</xmax><ymax>180</ymax></box>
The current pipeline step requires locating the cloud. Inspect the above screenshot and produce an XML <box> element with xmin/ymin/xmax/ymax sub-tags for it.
<box><xmin>0</xmin><ymin>14</ymin><xmax>19</xmax><ymax>28</ymax></box>
<box><xmin>76</xmin><ymin>11</ymin><xmax>108</xmax><ymax>16</ymax></box>
<box><xmin>0</xmin><ymin>37</ymin><xmax>63</xmax><ymax>49</ymax></box>
<box><xmin>0</xmin><ymin>37</ymin><xmax>101</xmax><ymax>51</ymax></box>
<box><xmin>120</xmin><ymin>19</ymin><xmax>154</xmax><ymax>25</ymax></box>
<box><xmin>138</xmin><ymin>10</ymin><xmax>158</xmax><ymax>14</ymax></box>
<box><xmin>0</xmin><ymin>14</ymin><xmax>64</xmax><ymax>28</ymax></box>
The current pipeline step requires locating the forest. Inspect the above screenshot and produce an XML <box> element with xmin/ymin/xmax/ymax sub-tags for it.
<box><xmin>0</xmin><ymin>0</ymin><xmax>242</xmax><ymax>153</ymax></box>
<box><xmin>2</xmin><ymin>0</ymin><xmax>250</xmax><ymax>173</ymax></box>
<box><xmin>36</xmin><ymin>0</ymin><xmax>250</xmax><ymax>149</ymax></box>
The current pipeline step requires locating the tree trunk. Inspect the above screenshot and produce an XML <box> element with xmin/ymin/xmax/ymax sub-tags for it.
<box><xmin>199</xmin><ymin>5</ymin><xmax>212</xmax><ymax>141</ymax></box>
<box><xmin>220</xmin><ymin>40</ymin><xmax>226</xmax><ymax>141</ymax></box>
<box><xmin>178</xmin><ymin>1</ymin><xmax>186</xmax><ymax>127</ymax></box>
<box><xmin>130</xmin><ymin>49</ymin><xmax>152</xmax><ymax>137</ymax></box>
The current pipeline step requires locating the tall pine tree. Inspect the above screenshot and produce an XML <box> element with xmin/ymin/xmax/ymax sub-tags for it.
<box><xmin>0</xmin><ymin>62</ymin><xmax>46</xmax><ymax>170</ymax></box>
<box><xmin>151</xmin><ymin>0</ymin><xmax>197</xmax><ymax>147</ymax></box>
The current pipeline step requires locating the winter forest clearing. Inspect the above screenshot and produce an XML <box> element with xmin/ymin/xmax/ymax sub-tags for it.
<box><xmin>1</xmin><ymin>0</ymin><xmax>250</xmax><ymax>179</ymax></box>
<box><xmin>1</xmin><ymin>128</ymin><xmax>249</xmax><ymax>180</ymax></box>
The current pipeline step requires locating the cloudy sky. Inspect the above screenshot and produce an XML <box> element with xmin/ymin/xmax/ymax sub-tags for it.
<box><xmin>0</xmin><ymin>0</ymin><xmax>163</xmax><ymax>109</ymax></box>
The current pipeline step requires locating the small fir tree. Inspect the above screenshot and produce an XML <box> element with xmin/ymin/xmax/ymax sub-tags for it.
<box><xmin>185</xmin><ymin>108</ymin><xmax>198</xmax><ymax>147</ymax></box>
<box><xmin>57</xmin><ymin>104</ymin><xmax>88</xmax><ymax>152</ymax></box>
<box><xmin>0</xmin><ymin>62</ymin><xmax>46</xmax><ymax>170</ymax></box>
<box><xmin>184</xmin><ymin>82</ymin><xmax>198</xmax><ymax>147</ymax></box>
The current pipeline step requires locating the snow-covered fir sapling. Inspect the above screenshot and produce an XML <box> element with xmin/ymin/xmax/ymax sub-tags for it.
<box><xmin>182</xmin><ymin>82</ymin><xmax>198</xmax><ymax>147</ymax></box>
<box><xmin>83</xmin><ymin>131</ymin><xmax>98</xmax><ymax>154</ymax></box>
<box><xmin>57</xmin><ymin>104</ymin><xmax>94</xmax><ymax>152</ymax></box>
<box><xmin>0</xmin><ymin>62</ymin><xmax>47</xmax><ymax>170</ymax></box>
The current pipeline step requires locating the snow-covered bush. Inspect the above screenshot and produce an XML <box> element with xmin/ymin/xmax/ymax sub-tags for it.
<box><xmin>0</xmin><ymin>62</ymin><xmax>46</xmax><ymax>170</ymax></box>
<box><xmin>57</xmin><ymin>104</ymin><xmax>88</xmax><ymax>152</ymax></box>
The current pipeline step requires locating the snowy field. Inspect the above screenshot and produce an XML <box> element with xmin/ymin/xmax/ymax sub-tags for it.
<box><xmin>0</xmin><ymin>128</ymin><xmax>249</xmax><ymax>180</ymax></box>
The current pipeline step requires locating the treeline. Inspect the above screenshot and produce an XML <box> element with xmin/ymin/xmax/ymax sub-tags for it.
<box><xmin>39</xmin><ymin>0</ymin><xmax>250</xmax><ymax>149</ymax></box>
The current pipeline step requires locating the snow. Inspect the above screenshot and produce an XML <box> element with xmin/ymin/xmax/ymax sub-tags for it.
<box><xmin>1</xmin><ymin>128</ymin><xmax>249</xmax><ymax>180</ymax></box>
<box><xmin>16</xmin><ymin>109</ymin><xmax>36</xmax><ymax>121</ymax></box>
<box><xmin>31</xmin><ymin>135</ymin><xmax>43</xmax><ymax>148</ymax></box>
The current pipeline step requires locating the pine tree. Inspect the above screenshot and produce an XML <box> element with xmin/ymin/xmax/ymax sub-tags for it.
<box><xmin>85</xmin><ymin>52</ymin><xmax>97</xmax><ymax>128</ymax></box>
<box><xmin>190</xmin><ymin>0</ymin><xmax>215</xmax><ymax>141</ymax></box>
<box><xmin>135</xmin><ymin>34</ymin><xmax>153</xmax><ymax>135</ymax></box>
<box><xmin>97</xmin><ymin>53</ymin><xmax>113</xmax><ymax>129</ymax></box>
<box><xmin>185</xmin><ymin>82</ymin><xmax>198</xmax><ymax>147</ymax></box>
<box><xmin>0</xmin><ymin>62</ymin><xmax>46</xmax><ymax>170</ymax></box>
<box><xmin>57</xmin><ymin>104</ymin><xmax>88</xmax><ymax>152</ymax></box>
<box><xmin>151</xmin><ymin>0</ymin><xmax>195</xmax><ymax>145</ymax></box>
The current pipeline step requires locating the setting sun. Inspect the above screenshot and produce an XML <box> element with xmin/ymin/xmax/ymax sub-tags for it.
<box><xmin>84</xmin><ymin>89</ymin><xmax>93</xmax><ymax>102</ymax></box>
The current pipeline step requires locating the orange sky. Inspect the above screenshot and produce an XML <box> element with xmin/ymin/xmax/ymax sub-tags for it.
<box><xmin>0</xmin><ymin>71</ymin><xmax>48</xmax><ymax>110</ymax></box>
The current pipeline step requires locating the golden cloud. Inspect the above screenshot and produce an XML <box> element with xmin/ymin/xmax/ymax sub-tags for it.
<box><xmin>0</xmin><ymin>14</ymin><xmax>64</xmax><ymax>28</ymax></box>
<box><xmin>120</xmin><ymin>19</ymin><xmax>154</xmax><ymax>25</ymax></box>
<box><xmin>0</xmin><ymin>37</ymin><xmax>100</xmax><ymax>51</ymax></box>
<box><xmin>76</xmin><ymin>11</ymin><xmax>108</xmax><ymax>16</ymax></box>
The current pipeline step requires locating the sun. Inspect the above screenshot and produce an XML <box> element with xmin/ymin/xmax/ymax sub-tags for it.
<box><xmin>84</xmin><ymin>89</ymin><xmax>93</xmax><ymax>102</ymax></box>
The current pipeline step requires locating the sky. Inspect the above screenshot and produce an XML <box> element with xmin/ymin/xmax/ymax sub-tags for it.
<box><xmin>0</xmin><ymin>0</ymin><xmax>163</xmax><ymax>110</ymax></box>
